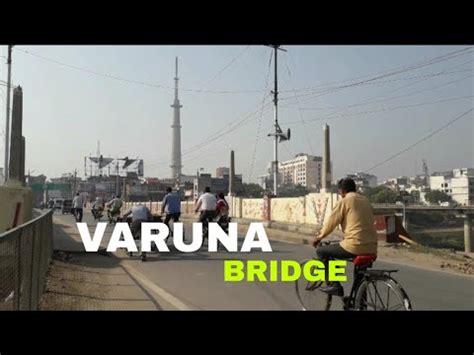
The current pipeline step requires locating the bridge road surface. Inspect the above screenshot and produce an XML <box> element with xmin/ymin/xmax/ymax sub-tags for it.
<box><xmin>55</xmin><ymin>211</ymin><xmax>474</xmax><ymax>310</ymax></box>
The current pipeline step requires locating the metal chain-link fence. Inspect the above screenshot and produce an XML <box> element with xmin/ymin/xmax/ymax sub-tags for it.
<box><xmin>0</xmin><ymin>209</ymin><xmax>53</xmax><ymax>310</ymax></box>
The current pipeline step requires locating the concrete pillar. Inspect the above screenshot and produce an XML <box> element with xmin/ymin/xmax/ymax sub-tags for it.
<box><xmin>465</xmin><ymin>215</ymin><xmax>473</xmax><ymax>253</ymax></box>
<box><xmin>20</xmin><ymin>136</ymin><xmax>25</xmax><ymax>186</ymax></box>
<box><xmin>321</xmin><ymin>124</ymin><xmax>331</xmax><ymax>192</ymax></box>
<box><xmin>8</xmin><ymin>86</ymin><xmax>23</xmax><ymax>182</ymax></box>
<box><xmin>229</xmin><ymin>150</ymin><xmax>235</xmax><ymax>195</ymax></box>
<box><xmin>403</xmin><ymin>214</ymin><xmax>409</xmax><ymax>232</ymax></box>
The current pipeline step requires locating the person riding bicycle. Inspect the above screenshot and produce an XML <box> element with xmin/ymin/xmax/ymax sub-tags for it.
<box><xmin>106</xmin><ymin>195</ymin><xmax>123</xmax><ymax>221</ymax></box>
<box><xmin>195</xmin><ymin>186</ymin><xmax>217</xmax><ymax>229</ymax></box>
<box><xmin>312</xmin><ymin>177</ymin><xmax>378</xmax><ymax>296</ymax></box>
<box><xmin>161</xmin><ymin>187</ymin><xmax>181</xmax><ymax>228</ymax></box>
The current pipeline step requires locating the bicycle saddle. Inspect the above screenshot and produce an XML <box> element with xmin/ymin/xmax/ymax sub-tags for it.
<box><xmin>353</xmin><ymin>255</ymin><xmax>377</xmax><ymax>266</ymax></box>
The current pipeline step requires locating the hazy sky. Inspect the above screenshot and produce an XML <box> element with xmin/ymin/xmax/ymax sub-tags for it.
<box><xmin>0</xmin><ymin>45</ymin><xmax>472</xmax><ymax>183</ymax></box>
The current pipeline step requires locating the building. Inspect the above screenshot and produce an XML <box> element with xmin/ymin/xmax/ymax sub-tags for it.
<box><xmin>215</xmin><ymin>167</ymin><xmax>230</xmax><ymax>178</ymax></box>
<box><xmin>279</xmin><ymin>153</ymin><xmax>324</xmax><ymax>191</ymax></box>
<box><xmin>345</xmin><ymin>173</ymin><xmax>377</xmax><ymax>190</ymax></box>
<box><xmin>453</xmin><ymin>168</ymin><xmax>474</xmax><ymax>177</ymax></box>
<box><xmin>451</xmin><ymin>175</ymin><xmax>474</xmax><ymax>205</ymax></box>
<box><xmin>429</xmin><ymin>175</ymin><xmax>452</xmax><ymax>195</ymax></box>
<box><xmin>409</xmin><ymin>175</ymin><xmax>427</xmax><ymax>188</ymax></box>
<box><xmin>429</xmin><ymin>168</ymin><xmax>474</xmax><ymax>205</ymax></box>
<box><xmin>193</xmin><ymin>172</ymin><xmax>242</xmax><ymax>200</ymax></box>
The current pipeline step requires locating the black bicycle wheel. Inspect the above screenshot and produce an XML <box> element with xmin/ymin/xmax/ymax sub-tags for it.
<box><xmin>295</xmin><ymin>259</ymin><xmax>331</xmax><ymax>311</ymax></box>
<box><xmin>354</xmin><ymin>275</ymin><xmax>412</xmax><ymax>311</ymax></box>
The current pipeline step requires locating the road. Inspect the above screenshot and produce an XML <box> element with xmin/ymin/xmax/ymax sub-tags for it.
<box><xmin>54</xmin><ymin>211</ymin><xmax>474</xmax><ymax>310</ymax></box>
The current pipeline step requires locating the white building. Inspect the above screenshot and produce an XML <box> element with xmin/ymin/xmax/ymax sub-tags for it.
<box><xmin>451</xmin><ymin>176</ymin><xmax>473</xmax><ymax>205</ymax></box>
<box><xmin>429</xmin><ymin>175</ymin><xmax>452</xmax><ymax>195</ymax></box>
<box><xmin>430</xmin><ymin>168</ymin><xmax>473</xmax><ymax>205</ymax></box>
<box><xmin>279</xmin><ymin>154</ymin><xmax>324</xmax><ymax>190</ymax></box>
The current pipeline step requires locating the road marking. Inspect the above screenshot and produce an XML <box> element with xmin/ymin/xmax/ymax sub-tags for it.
<box><xmin>121</xmin><ymin>261</ymin><xmax>194</xmax><ymax>310</ymax></box>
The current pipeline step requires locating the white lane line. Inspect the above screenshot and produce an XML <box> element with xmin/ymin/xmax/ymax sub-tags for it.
<box><xmin>121</xmin><ymin>261</ymin><xmax>194</xmax><ymax>310</ymax></box>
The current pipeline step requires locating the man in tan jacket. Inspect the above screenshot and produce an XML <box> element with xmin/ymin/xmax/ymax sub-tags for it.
<box><xmin>313</xmin><ymin>178</ymin><xmax>378</xmax><ymax>296</ymax></box>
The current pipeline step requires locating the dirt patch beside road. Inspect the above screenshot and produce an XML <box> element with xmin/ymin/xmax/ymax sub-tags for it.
<box><xmin>40</xmin><ymin>252</ymin><xmax>161</xmax><ymax>310</ymax></box>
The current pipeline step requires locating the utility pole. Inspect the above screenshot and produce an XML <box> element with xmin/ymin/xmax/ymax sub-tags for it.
<box><xmin>73</xmin><ymin>169</ymin><xmax>77</xmax><ymax>197</ymax></box>
<box><xmin>3</xmin><ymin>45</ymin><xmax>13</xmax><ymax>184</ymax></box>
<box><xmin>115</xmin><ymin>159</ymin><xmax>119</xmax><ymax>196</ymax></box>
<box><xmin>266</xmin><ymin>45</ymin><xmax>290</xmax><ymax>196</ymax></box>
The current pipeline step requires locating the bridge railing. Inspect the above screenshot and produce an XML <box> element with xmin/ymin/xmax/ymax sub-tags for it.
<box><xmin>0</xmin><ymin>209</ymin><xmax>53</xmax><ymax>310</ymax></box>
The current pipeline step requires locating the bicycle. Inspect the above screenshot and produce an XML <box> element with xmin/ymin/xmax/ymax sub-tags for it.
<box><xmin>295</xmin><ymin>240</ymin><xmax>412</xmax><ymax>311</ymax></box>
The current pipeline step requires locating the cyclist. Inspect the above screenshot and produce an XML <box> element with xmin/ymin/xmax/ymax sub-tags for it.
<box><xmin>195</xmin><ymin>186</ymin><xmax>217</xmax><ymax>229</ymax></box>
<box><xmin>312</xmin><ymin>177</ymin><xmax>378</xmax><ymax>296</ymax></box>
<box><xmin>161</xmin><ymin>187</ymin><xmax>181</xmax><ymax>228</ymax></box>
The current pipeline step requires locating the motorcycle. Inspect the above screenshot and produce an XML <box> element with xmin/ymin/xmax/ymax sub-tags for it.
<box><xmin>107</xmin><ymin>208</ymin><xmax>121</xmax><ymax>224</ymax></box>
<box><xmin>125</xmin><ymin>214</ymin><xmax>162</xmax><ymax>262</ymax></box>
<box><xmin>92</xmin><ymin>207</ymin><xmax>104</xmax><ymax>221</ymax></box>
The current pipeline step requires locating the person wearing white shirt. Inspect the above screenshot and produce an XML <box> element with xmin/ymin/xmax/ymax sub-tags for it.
<box><xmin>194</xmin><ymin>186</ymin><xmax>217</xmax><ymax>224</ymax></box>
<box><xmin>72</xmin><ymin>193</ymin><xmax>85</xmax><ymax>222</ymax></box>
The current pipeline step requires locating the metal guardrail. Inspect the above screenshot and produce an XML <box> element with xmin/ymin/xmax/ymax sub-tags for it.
<box><xmin>371</xmin><ymin>203</ymin><xmax>474</xmax><ymax>211</ymax></box>
<box><xmin>0</xmin><ymin>209</ymin><xmax>53</xmax><ymax>310</ymax></box>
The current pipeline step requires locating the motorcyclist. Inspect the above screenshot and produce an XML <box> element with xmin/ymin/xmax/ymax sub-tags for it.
<box><xmin>92</xmin><ymin>197</ymin><xmax>104</xmax><ymax>219</ymax></box>
<box><xmin>122</xmin><ymin>203</ymin><xmax>152</xmax><ymax>260</ymax></box>
<box><xmin>106</xmin><ymin>195</ymin><xmax>123</xmax><ymax>222</ymax></box>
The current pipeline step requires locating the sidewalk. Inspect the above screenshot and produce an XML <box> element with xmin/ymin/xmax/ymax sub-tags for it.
<box><xmin>40</xmin><ymin>213</ymin><xmax>175</xmax><ymax>310</ymax></box>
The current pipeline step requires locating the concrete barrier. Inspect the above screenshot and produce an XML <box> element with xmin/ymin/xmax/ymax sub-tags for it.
<box><xmin>0</xmin><ymin>184</ymin><xmax>33</xmax><ymax>234</ymax></box>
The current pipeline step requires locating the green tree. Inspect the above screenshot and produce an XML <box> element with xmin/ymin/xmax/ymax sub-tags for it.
<box><xmin>364</xmin><ymin>186</ymin><xmax>400</xmax><ymax>203</ymax></box>
<box><xmin>277</xmin><ymin>184</ymin><xmax>308</xmax><ymax>197</ymax></box>
<box><xmin>424</xmin><ymin>190</ymin><xmax>452</xmax><ymax>204</ymax></box>
<box><xmin>235</xmin><ymin>183</ymin><xmax>264</xmax><ymax>198</ymax></box>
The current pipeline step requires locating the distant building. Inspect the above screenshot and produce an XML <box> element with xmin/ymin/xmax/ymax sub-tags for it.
<box><xmin>193</xmin><ymin>172</ymin><xmax>242</xmax><ymax>199</ymax></box>
<box><xmin>279</xmin><ymin>153</ymin><xmax>326</xmax><ymax>191</ymax></box>
<box><xmin>451</xmin><ymin>175</ymin><xmax>474</xmax><ymax>205</ymax></box>
<box><xmin>215</xmin><ymin>167</ymin><xmax>230</xmax><ymax>178</ymax></box>
<box><xmin>429</xmin><ymin>168</ymin><xmax>474</xmax><ymax>205</ymax></box>
<box><xmin>345</xmin><ymin>173</ymin><xmax>377</xmax><ymax>190</ymax></box>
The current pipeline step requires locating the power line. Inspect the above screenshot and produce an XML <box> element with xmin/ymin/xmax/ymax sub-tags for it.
<box><xmin>14</xmin><ymin>47</ymin><xmax>263</xmax><ymax>94</ymax></box>
<box><xmin>282</xmin><ymin>95</ymin><xmax>474</xmax><ymax>124</ymax></box>
<box><xmin>279</xmin><ymin>47</ymin><xmax>473</xmax><ymax>94</ymax></box>
<box><xmin>249</xmin><ymin>49</ymin><xmax>273</xmax><ymax>182</ymax></box>
<box><xmin>292</xmin><ymin>73</ymin><xmax>473</xmax><ymax>113</ymax></box>
<box><xmin>145</xmin><ymin>100</ymin><xmax>274</xmax><ymax>169</ymax></box>
<box><xmin>198</xmin><ymin>46</ymin><xmax>251</xmax><ymax>87</ymax></box>
<box><xmin>278</xmin><ymin>48</ymin><xmax>473</xmax><ymax>107</ymax></box>
<box><xmin>279</xmin><ymin>67</ymin><xmax>473</xmax><ymax>106</ymax></box>
<box><xmin>283</xmin><ymin>52</ymin><xmax>314</xmax><ymax>155</ymax></box>
<box><xmin>363</xmin><ymin>107</ymin><xmax>473</xmax><ymax>173</ymax></box>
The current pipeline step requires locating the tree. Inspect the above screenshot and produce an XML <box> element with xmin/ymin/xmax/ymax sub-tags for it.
<box><xmin>277</xmin><ymin>184</ymin><xmax>308</xmax><ymax>197</ymax></box>
<box><xmin>424</xmin><ymin>190</ymin><xmax>452</xmax><ymax>204</ymax></box>
<box><xmin>364</xmin><ymin>186</ymin><xmax>400</xmax><ymax>203</ymax></box>
<box><xmin>235</xmin><ymin>183</ymin><xmax>264</xmax><ymax>198</ymax></box>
